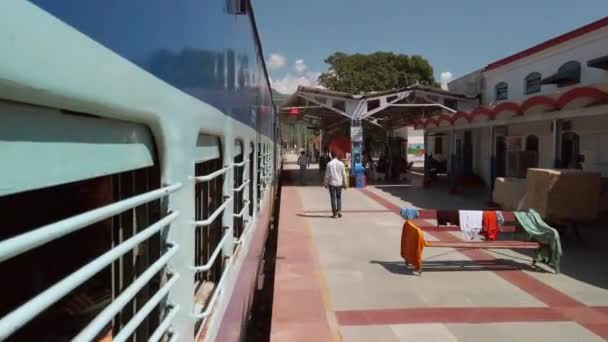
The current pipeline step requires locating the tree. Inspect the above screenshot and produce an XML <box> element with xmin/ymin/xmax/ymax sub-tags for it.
<box><xmin>318</xmin><ymin>51</ymin><xmax>437</xmax><ymax>93</ymax></box>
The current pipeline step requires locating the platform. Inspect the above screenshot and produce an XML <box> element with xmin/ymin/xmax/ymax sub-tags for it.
<box><xmin>270</xmin><ymin>154</ymin><xmax>608</xmax><ymax>342</ymax></box>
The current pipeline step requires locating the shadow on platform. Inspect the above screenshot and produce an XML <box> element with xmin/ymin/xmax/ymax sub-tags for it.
<box><xmin>370</xmin><ymin>259</ymin><xmax>543</xmax><ymax>275</ymax></box>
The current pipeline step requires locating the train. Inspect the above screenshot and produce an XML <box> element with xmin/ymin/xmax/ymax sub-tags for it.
<box><xmin>0</xmin><ymin>1</ymin><xmax>280</xmax><ymax>341</ymax></box>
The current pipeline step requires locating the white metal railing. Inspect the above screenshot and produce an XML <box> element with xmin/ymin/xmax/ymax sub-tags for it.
<box><xmin>192</xmin><ymin>229</ymin><xmax>232</xmax><ymax>272</ymax></box>
<box><xmin>233</xmin><ymin>159</ymin><xmax>250</xmax><ymax>167</ymax></box>
<box><xmin>194</xmin><ymin>257</ymin><xmax>233</xmax><ymax>319</ymax></box>
<box><xmin>0</xmin><ymin>210</ymin><xmax>180</xmax><ymax>340</ymax></box>
<box><xmin>194</xmin><ymin>196</ymin><xmax>233</xmax><ymax>226</ymax></box>
<box><xmin>75</xmin><ymin>242</ymin><xmax>180</xmax><ymax>341</ymax></box>
<box><xmin>194</xmin><ymin>164</ymin><xmax>233</xmax><ymax>183</ymax></box>
<box><xmin>232</xmin><ymin>179</ymin><xmax>250</xmax><ymax>192</ymax></box>
<box><xmin>193</xmin><ymin>257</ymin><xmax>233</xmax><ymax>341</ymax></box>
<box><xmin>148</xmin><ymin>304</ymin><xmax>180</xmax><ymax>342</ymax></box>
<box><xmin>0</xmin><ymin>183</ymin><xmax>182</xmax><ymax>263</ymax></box>
<box><xmin>112</xmin><ymin>274</ymin><xmax>179</xmax><ymax>342</ymax></box>
<box><xmin>233</xmin><ymin>201</ymin><xmax>250</xmax><ymax>218</ymax></box>
<box><xmin>234</xmin><ymin>219</ymin><xmax>253</xmax><ymax>245</ymax></box>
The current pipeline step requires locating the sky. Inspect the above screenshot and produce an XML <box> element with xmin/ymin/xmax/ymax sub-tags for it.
<box><xmin>253</xmin><ymin>0</ymin><xmax>608</xmax><ymax>94</ymax></box>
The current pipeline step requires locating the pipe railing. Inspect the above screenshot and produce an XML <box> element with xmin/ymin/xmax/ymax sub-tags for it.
<box><xmin>194</xmin><ymin>165</ymin><xmax>232</xmax><ymax>183</ymax></box>
<box><xmin>194</xmin><ymin>196</ymin><xmax>232</xmax><ymax>227</ymax></box>
<box><xmin>148</xmin><ymin>304</ymin><xmax>180</xmax><ymax>342</ymax></box>
<box><xmin>233</xmin><ymin>201</ymin><xmax>250</xmax><ymax>218</ymax></box>
<box><xmin>75</xmin><ymin>243</ymin><xmax>180</xmax><ymax>341</ymax></box>
<box><xmin>0</xmin><ymin>211</ymin><xmax>180</xmax><ymax>340</ymax></box>
<box><xmin>233</xmin><ymin>159</ymin><xmax>250</xmax><ymax>167</ymax></box>
<box><xmin>111</xmin><ymin>274</ymin><xmax>179</xmax><ymax>342</ymax></box>
<box><xmin>232</xmin><ymin>179</ymin><xmax>250</xmax><ymax>192</ymax></box>
<box><xmin>0</xmin><ymin>183</ymin><xmax>182</xmax><ymax>263</ymax></box>
<box><xmin>192</xmin><ymin>229</ymin><xmax>232</xmax><ymax>273</ymax></box>
<box><xmin>193</xmin><ymin>257</ymin><xmax>234</xmax><ymax>316</ymax></box>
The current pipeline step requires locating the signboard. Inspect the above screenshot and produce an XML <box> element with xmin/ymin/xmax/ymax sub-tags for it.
<box><xmin>350</xmin><ymin>126</ymin><xmax>363</xmax><ymax>142</ymax></box>
<box><xmin>407</xmin><ymin>143</ymin><xmax>425</xmax><ymax>162</ymax></box>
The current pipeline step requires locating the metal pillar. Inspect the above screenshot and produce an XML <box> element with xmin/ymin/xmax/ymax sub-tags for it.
<box><xmin>449</xmin><ymin>129</ymin><xmax>457</xmax><ymax>193</ymax></box>
<box><xmin>423</xmin><ymin>131</ymin><xmax>429</xmax><ymax>186</ymax></box>
<box><xmin>489</xmin><ymin>126</ymin><xmax>496</xmax><ymax>196</ymax></box>
<box><xmin>350</xmin><ymin>120</ymin><xmax>363</xmax><ymax>175</ymax></box>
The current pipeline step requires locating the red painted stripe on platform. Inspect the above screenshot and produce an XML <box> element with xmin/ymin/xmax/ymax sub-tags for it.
<box><xmin>270</xmin><ymin>186</ymin><xmax>334</xmax><ymax>342</ymax></box>
<box><xmin>336</xmin><ymin>307</ymin><xmax>566</xmax><ymax>326</ymax></box>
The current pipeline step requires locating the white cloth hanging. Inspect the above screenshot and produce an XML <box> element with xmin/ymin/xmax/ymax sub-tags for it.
<box><xmin>459</xmin><ymin>210</ymin><xmax>483</xmax><ymax>240</ymax></box>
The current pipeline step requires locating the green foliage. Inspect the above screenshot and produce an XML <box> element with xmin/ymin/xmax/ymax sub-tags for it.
<box><xmin>318</xmin><ymin>51</ymin><xmax>437</xmax><ymax>93</ymax></box>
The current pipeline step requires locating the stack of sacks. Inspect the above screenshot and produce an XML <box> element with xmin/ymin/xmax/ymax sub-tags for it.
<box><xmin>525</xmin><ymin>168</ymin><xmax>600</xmax><ymax>223</ymax></box>
<box><xmin>492</xmin><ymin>177</ymin><xmax>526</xmax><ymax>210</ymax></box>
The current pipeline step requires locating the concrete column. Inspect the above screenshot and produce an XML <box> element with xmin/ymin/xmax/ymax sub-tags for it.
<box><xmin>490</xmin><ymin>126</ymin><xmax>496</xmax><ymax>196</ymax></box>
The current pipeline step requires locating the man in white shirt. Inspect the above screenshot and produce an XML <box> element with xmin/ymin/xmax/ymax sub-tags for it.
<box><xmin>324</xmin><ymin>153</ymin><xmax>347</xmax><ymax>218</ymax></box>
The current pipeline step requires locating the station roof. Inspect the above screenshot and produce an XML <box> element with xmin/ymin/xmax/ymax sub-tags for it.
<box><xmin>278</xmin><ymin>85</ymin><xmax>477</xmax><ymax>132</ymax></box>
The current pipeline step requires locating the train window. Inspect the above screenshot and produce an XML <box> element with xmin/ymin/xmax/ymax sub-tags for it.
<box><xmin>0</xmin><ymin>165</ymin><xmax>168</xmax><ymax>341</ymax></box>
<box><xmin>233</xmin><ymin>140</ymin><xmax>246</xmax><ymax>240</ymax></box>
<box><xmin>256</xmin><ymin>143</ymin><xmax>262</xmax><ymax>210</ymax></box>
<box><xmin>248</xmin><ymin>142</ymin><xmax>255</xmax><ymax>217</ymax></box>
<box><xmin>193</xmin><ymin>135</ymin><xmax>226</xmax><ymax>323</ymax></box>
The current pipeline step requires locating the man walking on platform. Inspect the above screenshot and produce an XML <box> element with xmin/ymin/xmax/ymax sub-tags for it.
<box><xmin>324</xmin><ymin>153</ymin><xmax>347</xmax><ymax>218</ymax></box>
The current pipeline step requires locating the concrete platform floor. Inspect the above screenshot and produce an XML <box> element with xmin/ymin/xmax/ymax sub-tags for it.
<box><xmin>270</xmin><ymin>154</ymin><xmax>608</xmax><ymax>342</ymax></box>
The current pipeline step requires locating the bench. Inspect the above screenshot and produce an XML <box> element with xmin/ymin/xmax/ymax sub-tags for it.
<box><xmin>400</xmin><ymin>218</ymin><xmax>557</xmax><ymax>275</ymax></box>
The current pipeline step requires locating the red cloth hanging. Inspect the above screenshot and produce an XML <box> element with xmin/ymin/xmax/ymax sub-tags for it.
<box><xmin>483</xmin><ymin>211</ymin><xmax>498</xmax><ymax>241</ymax></box>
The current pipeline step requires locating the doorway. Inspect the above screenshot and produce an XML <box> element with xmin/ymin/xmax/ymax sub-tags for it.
<box><xmin>496</xmin><ymin>136</ymin><xmax>507</xmax><ymax>177</ymax></box>
<box><xmin>561</xmin><ymin>132</ymin><xmax>580</xmax><ymax>168</ymax></box>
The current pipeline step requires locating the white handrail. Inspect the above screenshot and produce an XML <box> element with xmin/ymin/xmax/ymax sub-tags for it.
<box><xmin>233</xmin><ymin>179</ymin><xmax>250</xmax><ymax>192</ymax></box>
<box><xmin>74</xmin><ymin>244</ymin><xmax>179</xmax><ymax>341</ymax></box>
<box><xmin>192</xmin><ymin>230</ymin><xmax>232</xmax><ymax>272</ymax></box>
<box><xmin>194</xmin><ymin>257</ymin><xmax>233</xmax><ymax>320</ymax></box>
<box><xmin>233</xmin><ymin>201</ymin><xmax>250</xmax><ymax>218</ymax></box>
<box><xmin>148</xmin><ymin>304</ymin><xmax>180</xmax><ymax>342</ymax></box>
<box><xmin>234</xmin><ymin>219</ymin><xmax>253</xmax><ymax>245</ymax></box>
<box><xmin>194</xmin><ymin>196</ymin><xmax>233</xmax><ymax>226</ymax></box>
<box><xmin>0</xmin><ymin>183</ymin><xmax>182</xmax><ymax>263</ymax></box>
<box><xmin>194</xmin><ymin>164</ymin><xmax>232</xmax><ymax>182</ymax></box>
<box><xmin>111</xmin><ymin>273</ymin><xmax>180</xmax><ymax>342</ymax></box>
<box><xmin>233</xmin><ymin>159</ymin><xmax>250</xmax><ymax>167</ymax></box>
<box><xmin>0</xmin><ymin>212</ymin><xmax>179</xmax><ymax>340</ymax></box>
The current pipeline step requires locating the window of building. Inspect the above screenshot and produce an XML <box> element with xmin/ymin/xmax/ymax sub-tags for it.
<box><xmin>495</xmin><ymin>82</ymin><xmax>508</xmax><ymax>101</ymax></box>
<box><xmin>557</xmin><ymin>61</ymin><xmax>581</xmax><ymax>87</ymax></box>
<box><xmin>525</xmin><ymin>72</ymin><xmax>542</xmax><ymax>95</ymax></box>
<box><xmin>434</xmin><ymin>136</ymin><xmax>443</xmax><ymax>154</ymax></box>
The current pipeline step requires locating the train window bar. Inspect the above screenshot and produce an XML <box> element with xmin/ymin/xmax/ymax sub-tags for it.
<box><xmin>0</xmin><ymin>208</ymin><xmax>181</xmax><ymax>339</ymax></box>
<box><xmin>233</xmin><ymin>159</ymin><xmax>250</xmax><ymax>167</ymax></box>
<box><xmin>193</xmin><ymin>256</ymin><xmax>234</xmax><ymax>323</ymax></box>
<box><xmin>192</xmin><ymin>228</ymin><xmax>231</xmax><ymax>272</ymax></box>
<box><xmin>75</xmin><ymin>242</ymin><xmax>180</xmax><ymax>341</ymax></box>
<box><xmin>233</xmin><ymin>179</ymin><xmax>250</xmax><ymax>192</ymax></box>
<box><xmin>194</xmin><ymin>196</ymin><xmax>233</xmax><ymax>227</ymax></box>
<box><xmin>194</xmin><ymin>164</ymin><xmax>233</xmax><ymax>183</ymax></box>
<box><xmin>0</xmin><ymin>182</ymin><xmax>181</xmax><ymax>263</ymax></box>
<box><xmin>233</xmin><ymin>200</ymin><xmax>250</xmax><ymax>218</ymax></box>
<box><xmin>148</xmin><ymin>304</ymin><xmax>180</xmax><ymax>342</ymax></box>
<box><xmin>234</xmin><ymin>219</ymin><xmax>253</xmax><ymax>245</ymax></box>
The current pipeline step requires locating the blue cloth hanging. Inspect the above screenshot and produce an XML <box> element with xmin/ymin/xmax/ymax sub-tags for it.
<box><xmin>400</xmin><ymin>208</ymin><xmax>420</xmax><ymax>220</ymax></box>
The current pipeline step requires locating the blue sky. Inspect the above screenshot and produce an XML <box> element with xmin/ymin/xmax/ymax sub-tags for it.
<box><xmin>254</xmin><ymin>0</ymin><xmax>607</xmax><ymax>94</ymax></box>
